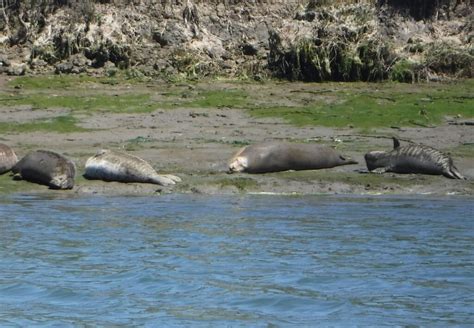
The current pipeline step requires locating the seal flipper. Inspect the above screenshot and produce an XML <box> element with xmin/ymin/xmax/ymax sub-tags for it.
<box><xmin>444</xmin><ymin>165</ymin><xmax>465</xmax><ymax>180</ymax></box>
<box><xmin>12</xmin><ymin>172</ymin><xmax>22</xmax><ymax>180</ymax></box>
<box><xmin>339</xmin><ymin>155</ymin><xmax>358</xmax><ymax>165</ymax></box>
<box><xmin>392</xmin><ymin>137</ymin><xmax>401</xmax><ymax>149</ymax></box>
<box><xmin>162</xmin><ymin>174</ymin><xmax>182</xmax><ymax>183</ymax></box>
<box><xmin>371</xmin><ymin>167</ymin><xmax>388</xmax><ymax>174</ymax></box>
<box><xmin>150</xmin><ymin>174</ymin><xmax>177</xmax><ymax>186</ymax></box>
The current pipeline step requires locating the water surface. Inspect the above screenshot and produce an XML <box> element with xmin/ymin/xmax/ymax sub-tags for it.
<box><xmin>0</xmin><ymin>194</ymin><xmax>473</xmax><ymax>326</ymax></box>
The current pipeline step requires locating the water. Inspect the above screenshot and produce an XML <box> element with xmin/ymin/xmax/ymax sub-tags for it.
<box><xmin>0</xmin><ymin>194</ymin><xmax>473</xmax><ymax>327</ymax></box>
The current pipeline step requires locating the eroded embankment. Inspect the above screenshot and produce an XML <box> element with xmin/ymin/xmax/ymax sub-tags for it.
<box><xmin>0</xmin><ymin>1</ymin><xmax>472</xmax><ymax>82</ymax></box>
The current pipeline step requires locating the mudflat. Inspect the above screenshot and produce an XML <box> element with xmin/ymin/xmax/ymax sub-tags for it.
<box><xmin>0</xmin><ymin>75</ymin><xmax>472</xmax><ymax>195</ymax></box>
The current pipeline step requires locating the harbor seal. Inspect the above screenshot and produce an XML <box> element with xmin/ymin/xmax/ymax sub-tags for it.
<box><xmin>228</xmin><ymin>142</ymin><xmax>358</xmax><ymax>174</ymax></box>
<box><xmin>364</xmin><ymin>137</ymin><xmax>464</xmax><ymax>179</ymax></box>
<box><xmin>12</xmin><ymin>150</ymin><xmax>76</xmax><ymax>189</ymax></box>
<box><xmin>0</xmin><ymin>143</ymin><xmax>18</xmax><ymax>174</ymax></box>
<box><xmin>84</xmin><ymin>149</ymin><xmax>181</xmax><ymax>185</ymax></box>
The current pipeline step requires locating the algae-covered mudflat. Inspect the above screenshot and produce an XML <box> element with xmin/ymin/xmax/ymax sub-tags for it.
<box><xmin>0</xmin><ymin>75</ymin><xmax>473</xmax><ymax>195</ymax></box>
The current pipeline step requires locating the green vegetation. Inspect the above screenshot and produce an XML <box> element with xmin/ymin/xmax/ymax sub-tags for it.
<box><xmin>185</xmin><ymin>90</ymin><xmax>250</xmax><ymax>108</ymax></box>
<box><xmin>248</xmin><ymin>80</ymin><xmax>474</xmax><ymax>128</ymax></box>
<box><xmin>0</xmin><ymin>116</ymin><xmax>87</xmax><ymax>134</ymax></box>
<box><xmin>2</xmin><ymin>76</ymin><xmax>473</xmax><ymax>131</ymax></box>
<box><xmin>216</xmin><ymin>177</ymin><xmax>258</xmax><ymax>191</ymax></box>
<box><xmin>390</xmin><ymin>59</ymin><xmax>418</xmax><ymax>83</ymax></box>
<box><xmin>0</xmin><ymin>92</ymin><xmax>154</xmax><ymax>113</ymax></box>
<box><xmin>270</xmin><ymin>37</ymin><xmax>391</xmax><ymax>82</ymax></box>
<box><xmin>449</xmin><ymin>143</ymin><xmax>474</xmax><ymax>158</ymax></box>
<box><xmin>0</xmin><ymin>173</ymin><xmax>44</xmax><ymax>195</ymax></box>
<box><xmin>268</xmin><ymin>1</ymin><xmax>471</xmax><ymax>82</ymax></box>
<box><xmin>9</xmin><ymin>75</ymin><xmax>102</xmax><ymax>90</ymax></box>
<box><xmin>425</xmin><ymin>43</ymin><xmax>474</xmax><ymax>78</ymax></box>
<box><xmin>8</xmin><ymin>73</ymin><xmax>148</xmax><ymax>90</ymax></box>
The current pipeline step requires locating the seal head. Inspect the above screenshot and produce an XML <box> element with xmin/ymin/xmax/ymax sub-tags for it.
<box><xmin>0</xmin><ymin>143</ymin><xmax>18</xmax><ymax>175</ymax></box>
<box><xmin>364</xmin><ymin>150</ymin><xmax>390</xmax><ymax>172</ymax></box>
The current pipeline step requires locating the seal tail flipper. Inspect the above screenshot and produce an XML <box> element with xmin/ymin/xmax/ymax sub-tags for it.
<box><xmin>371</xmin><ymin>167</ymin><xmax>388</xmax><ymax>174</ymax></box>
<box><xmin>444</xmin><ymin>166</ymin><xmax>465</xmax><ymax>180</ymax></box>
<box><xmin>339</xmin><ymin>155</ymin><xmax>358</xmax><ymax>165</ymax></box>
<box><xmin>163</xmin><ymin>174</ymin><xmax>181</xmax><ymax>183</ymax></box>
<box><xmin>150</xmin><ymin>174</ymin><xmax>178</xmax><ymax>186</ymax></box>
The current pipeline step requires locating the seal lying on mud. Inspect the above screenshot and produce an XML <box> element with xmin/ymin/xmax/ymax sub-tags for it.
<box><xmin>228</xmin><ymin>142</ymin><xmax>358</xmax><ymax>174</ymax></box>
<box><xmin>0</xmin><ymin>143</ymin><xmax>18</xmax><ymax>174</ymax></box>
<box><xmin>12</xmin><ymin>150</ymin><xmax>76</xmax><ymax>189</ymax></box>
<box><xmin>84</xmin><ymin>149</ymin><xmax>181</xmax><ymax>186</ymax></box>
<box><xmin>364</xmin><ymin>137</ymin><xmax>464</xmax><ymax>179</ymax></box>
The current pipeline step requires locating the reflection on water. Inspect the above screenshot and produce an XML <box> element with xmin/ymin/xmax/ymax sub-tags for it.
<box><xmin>0</xmin><ymin>194</ymin><xmax>473</xmax><ymax>326</ymax></box>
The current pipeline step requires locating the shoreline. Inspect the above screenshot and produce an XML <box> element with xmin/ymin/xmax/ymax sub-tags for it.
<box><xmin>1</xmin><ymin>164</ymin><xmax>473</xmax><ymax>197</ymax></box>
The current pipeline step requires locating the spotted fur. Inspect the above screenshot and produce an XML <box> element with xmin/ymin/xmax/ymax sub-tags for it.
<box><xmin>0</xmin><ymin>143</ymin><xmax>18</xmax><ymax>174</ymax></box>
<box><xmin>84</xmin><ymin>149</ymin><xmax>181</xmax><ymax>185</ymax></box>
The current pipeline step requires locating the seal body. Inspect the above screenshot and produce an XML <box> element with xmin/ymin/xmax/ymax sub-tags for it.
<box><xmin>12</xmin><ymin>150</ymin><xmax>76</xmax><ymax>189</ymax></box>
<box><xmin>84</xmin><ymin>149</ymin><xmax>181</xmax><ymax>186</ymax></box>
<box><xmin>0</xmin><ymin>143</ymin><xmax>18</xmax><ymax>174</ymax></box>
<box><xmin>228</xmin><ymin>142</ymin><xmax>358</xmax><ymax>173</ymax></box>
<box><xmin>364</xmin><ymin>138</ymin><xmax>464</xmax><ymax>179</ymax></box>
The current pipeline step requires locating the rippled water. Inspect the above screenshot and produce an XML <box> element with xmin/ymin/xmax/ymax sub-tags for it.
<box><xmin>0</xmin><ymin>194</ymin><xmax>473</xmax><ymax>326</ymax></box>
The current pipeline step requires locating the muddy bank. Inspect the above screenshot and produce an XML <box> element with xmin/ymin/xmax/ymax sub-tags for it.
<box><xmin>0</xmin><ymin>76</ymin><xmax>472</xmax><ymax>196</ymax></box>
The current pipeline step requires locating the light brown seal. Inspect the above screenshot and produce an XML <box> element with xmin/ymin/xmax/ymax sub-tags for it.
<box><xmin>364</xmin><ymin>137</ymin><xmax>464</xmax><ymax>179</ymax></box>
<box><xmin>12</xmin><ymin>150</ymin><xmax>76</xmax><ymax>189</ymax></box>
<box><xmin>0</xmin><ymin>143</ymin><xmax>18</xmax><ymax>174</ymax></box>
<box><xmin>228</xmin><ymin>142</ymin><xmax>358</xmax><ymax>174</ymax></box>
<box><xmin>84</xmin><ymin>149</ymin><xmax>181</xmax><ymax>186</ymax></box>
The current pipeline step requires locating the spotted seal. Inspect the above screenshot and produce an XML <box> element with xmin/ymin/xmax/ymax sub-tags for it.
<box><xmin>0</xmin><ymin>143</ymin><xmax>18</xmax><ymax>174</ymax></box>
<box><xmin>12</xmin><ymin>150</ymin><xmax>76</xmax><ymax>189</ymax></box>
<box><xmin>364</xmin><ymin>137</ymin><xmax>464</xmax><ymax>179</ymax></box>
<box><xmin>84</xmin><ymin>149</ymin><xmax>181</xmax><ymax>185</ymax></box>
<box><xmin>228</xmin><ymin>142</ymin><xmax>358</xmax><ymax>174</ymax></box>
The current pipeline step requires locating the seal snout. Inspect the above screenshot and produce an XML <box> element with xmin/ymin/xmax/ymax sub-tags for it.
<box><xmin>50</xmin><ymin>174</ymin><xmax>74</xmax><ymax>190</ymax></box>
<box><xmin>228</xmin><ymin>156</ymin><xmax>248</xmax><ymax>174</ymax></box>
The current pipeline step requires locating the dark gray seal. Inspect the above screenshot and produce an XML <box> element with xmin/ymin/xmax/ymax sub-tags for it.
<box><xmin>228</xmin><ymin>142</ymin><xmax>358</xmax><ymax>173</ymax></box>
<box><xmin>0</xmin><ymin>143</ymin><xmax>18</xmax><ymax>174</ymax></box>
<box><xmin>84</xmin><ymin>149</ymin><xmax>181</xmax><ymax>186</ymax></box>
<box><xmin>364</xmin><ymin>137</ymin><xmax>464</xmax><ymax>179</ymax></box>
<box><xmin>12</xmin><ymin>150</ymin><xmax>76</xmax><ymax>189</ymax></box>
